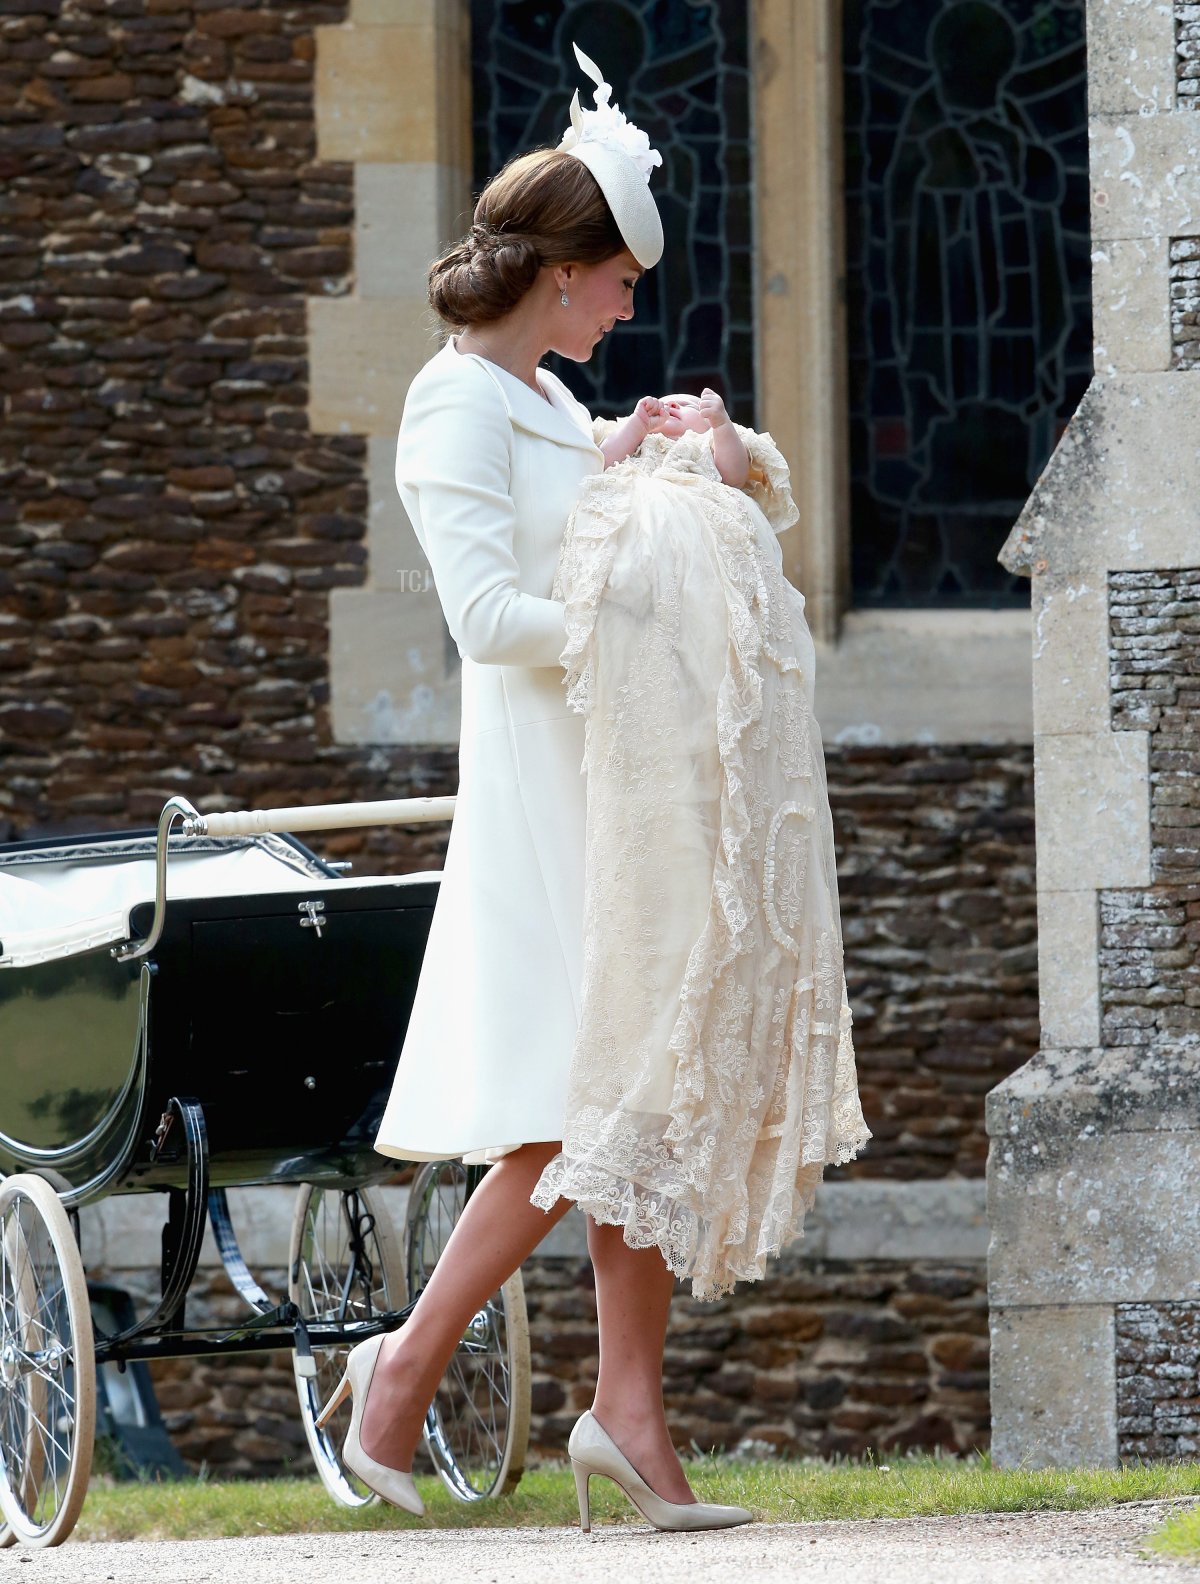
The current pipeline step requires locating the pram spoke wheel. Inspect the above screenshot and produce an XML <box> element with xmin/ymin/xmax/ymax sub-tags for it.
<box><xmin>288</xmin><ymin>1184</ymin><xmax>406</xmax><ymax>1507</ymax></box>
<box><xmin>0</xmin><ymin>1174</ymin><xmax>95</xmax><ymax>1549</ymax></box>
<box><xmin>405</xmin><ymin>1160</ymin><xmax>530</xmax><ymax>1502</ymax></box>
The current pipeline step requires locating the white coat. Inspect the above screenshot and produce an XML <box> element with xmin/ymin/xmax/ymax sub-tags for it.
<box><xmin>374</xmin><ymin>334</ymin><xmax>603</xmax><ymax>1163</ymax></box>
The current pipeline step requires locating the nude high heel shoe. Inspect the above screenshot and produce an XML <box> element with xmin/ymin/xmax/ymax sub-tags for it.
<box><xmin>568</xmin><ymin>1410</ymin><xmax>751</xmax><ymax>1533</ymax></box>
<box><xmin>316</xmin><ymin>1332</ymin><xmax>425</xmax><ymax>1516</ymax></box>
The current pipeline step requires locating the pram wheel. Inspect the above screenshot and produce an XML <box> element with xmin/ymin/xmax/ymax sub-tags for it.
<box><xmin>288</xmin><ymin>1184</ymin><xmax>406</xmax><ymax>1507</ymax></box>
<box><xmin>0</xmin><ymin>1173</ymin><xmax>95</xmax><ymax>1549</ymax></box>
<box><xmin>404</xmin><ymin>1160</ymin><xmax>530</xmax><ymax>1501</ymax></box>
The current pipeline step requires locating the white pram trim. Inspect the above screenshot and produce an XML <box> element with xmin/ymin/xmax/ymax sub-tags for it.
<box><xmin>0</xmin><ymin>832</ymin><xmax>438</xmax><ymax>968</ymax></box>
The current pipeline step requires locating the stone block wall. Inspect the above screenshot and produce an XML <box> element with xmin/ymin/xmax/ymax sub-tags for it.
<box><xmin>1103</xmin><ymin>568</ymin><xmax>1200</xmax><ymax>1047</ymax></box>
<box><xmin>80</xmin><ymin>1181</ymin><xmax>990</xmax><ymax>1478</ymax></box>
<box><xmin>986</xmin><ymin>557</ymin><xmax>1200</xmax><ymax>1468</ymax></box>
<box><xmin>1170</xmin><ymin>238</ymin><xmax>1200</xmax><ymax>367</ymax></box>
<box><xmin>107</xmin><ymin>1251</ymin><xmax>989</xmax><ymax>1480</ymax></box>
<box><xmin>990</xmin><ymin>0</ymin><xmax>1200</xmax><ymax>1465</ymax></box>
<box><xmin>525</xmin><ymin>1251</ymin><xmax>990</xmax><ymax>1464</ymax></box>
<box><xmin>1117</xmin><ymin>1302</ymin><xmax>1200</xmax><ymax>1458</ymax></box>
<box><xmin>828</xmin><ymin>745</ymin><xmax>1038</xmax><ymax>1180</ymax></box>
<box><xmin>0</xmin><ymin>0</ymin><xmax>457</xmax><ymax>874</ymax></box>
<box><xmin>1179</xmin><ymin>1</ymin><xmax>1200</xmax><ymax>103</ymax></box>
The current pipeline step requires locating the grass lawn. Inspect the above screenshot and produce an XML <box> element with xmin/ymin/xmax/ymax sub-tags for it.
<box><xmin>1143</xmin><ymin>1501</ymin><xmax>1200</xmax><ymax>1563</ymax></box>
<box><xmin>73</xmin><ymin>1454</ymin><xmax>1200</xmax><ymax>1544</ymax></box>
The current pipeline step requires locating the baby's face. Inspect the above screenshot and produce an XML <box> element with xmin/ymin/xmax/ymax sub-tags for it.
<box><xmin>658</xmin><ymin>394</ymin><xmax>709</xmax><ymax>437</ymax></box>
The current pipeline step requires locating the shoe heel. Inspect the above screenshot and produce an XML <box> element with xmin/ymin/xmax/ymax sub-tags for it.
<box><xmin>572</xmin><ymin>1460</ymin><xmax>592</xmax><ymax>1534</ymax></box>
<box><xmin>314</xmin><ymin>1368</ymin><xmax>351</xmax><ymax>1431</ymax></box>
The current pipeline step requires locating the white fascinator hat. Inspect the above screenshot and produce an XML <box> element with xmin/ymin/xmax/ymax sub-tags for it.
<box><xmin>557</xmin><ymin>42</ymin><xmax>664</xmax><ymax>269</ymax></box>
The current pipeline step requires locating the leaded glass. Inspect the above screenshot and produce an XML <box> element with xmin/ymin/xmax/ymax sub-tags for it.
<box><xmin>843</xmin><ymin>0</ymin><xmax>1092</xmax><ymax>605</ymax></box>
<box><xmin>469</xmin><ymin>1</ymin><xmax>753</xmax><ymax>424</ymax></box>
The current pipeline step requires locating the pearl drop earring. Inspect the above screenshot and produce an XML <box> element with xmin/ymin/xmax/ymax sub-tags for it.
<box><xmin>560</xmin><ymin>290</ymin><xmax>570</xmax><ymax>307</ymax></box>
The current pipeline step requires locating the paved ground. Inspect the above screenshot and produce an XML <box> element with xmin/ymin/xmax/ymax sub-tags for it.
<box><xmin>4</xmin><ymin>1499</ymin><xmax>1199</xmax><ymax>1584</ymax></box>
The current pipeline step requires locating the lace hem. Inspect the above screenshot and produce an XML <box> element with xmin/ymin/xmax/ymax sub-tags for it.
<box><xmin>531</xmin><ymin>1146</ymin><xmax>831</xmax><ymax>1302</ymax></box>
<box><xmin>532</xmin><ymin>1013</ymin><xmax>871</xmax><ymax>1299</ymax></box>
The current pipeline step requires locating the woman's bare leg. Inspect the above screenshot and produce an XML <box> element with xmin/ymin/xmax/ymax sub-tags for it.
<box><xmin>587</xmin><ymin>1219</ymin><xmax>695</xmax><ymax>1504</ymax></box>
<box><xmin>358</xmin><ymin>1140</ymin><xmax>570</xmax><ymax>1469</ymax></box>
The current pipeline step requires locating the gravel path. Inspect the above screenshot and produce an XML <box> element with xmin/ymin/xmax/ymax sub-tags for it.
<box><xmin>4</xmin><ymin>1499</ymin><xmax>1198</xmax><ymax>1584</ymax></box>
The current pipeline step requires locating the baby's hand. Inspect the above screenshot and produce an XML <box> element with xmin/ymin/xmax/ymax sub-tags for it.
<box><xmin>699</xmin><ymin>386</ymin><xmax>730</xmax><ymax>429</ymax></box>
<box><xmin>634</xmin><ymin>395</ymin><xmax>674</xmax><ymax>433</ymax></box>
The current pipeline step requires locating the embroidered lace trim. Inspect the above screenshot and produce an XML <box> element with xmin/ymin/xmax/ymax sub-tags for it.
<box><xmin>532</xmin><ymin>424</ymin><xmax>871</xmax><ymax>1300</ymax></box>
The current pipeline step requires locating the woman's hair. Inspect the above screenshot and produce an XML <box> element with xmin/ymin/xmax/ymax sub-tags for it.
<box><xmin>428</xmin><ymin>148</ymin><xmax>624</xmax><ymax>327</ymax></box>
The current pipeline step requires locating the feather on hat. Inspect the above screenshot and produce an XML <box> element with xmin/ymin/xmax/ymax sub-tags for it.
<box><xmin>557</xmin><ymin>43</ymin><xmax>664</xmax><ymax>269</ymax></box>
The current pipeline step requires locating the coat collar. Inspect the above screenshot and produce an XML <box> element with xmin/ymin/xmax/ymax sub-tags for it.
<box><xmin>445</xmin><ymin>336</ymin><xmax>600</xmax><ymax>456</ymax></box>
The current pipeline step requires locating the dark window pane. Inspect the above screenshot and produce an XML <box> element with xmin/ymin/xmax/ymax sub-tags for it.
<box><xmin>470</xmin><ymin>1</ymin><xmax>754</xmax><ymax>423</ymax></box>
<box><xmin>844</xmin><ymin>0</ymin><xmax>1092</xmax><ymax>607</ymax></box>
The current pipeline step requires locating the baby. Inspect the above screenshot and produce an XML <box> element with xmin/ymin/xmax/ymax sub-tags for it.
<box><xmin>600</xmin><ymin>387</ymin><xmax>750</xmax><ymax>488</ymax></box>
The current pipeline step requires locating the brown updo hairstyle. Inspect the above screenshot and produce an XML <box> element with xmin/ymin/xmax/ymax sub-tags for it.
<box><xmin>428</xmin><ymin>147</ymin><xmax>624</xmax><ymax>328</ymax></box>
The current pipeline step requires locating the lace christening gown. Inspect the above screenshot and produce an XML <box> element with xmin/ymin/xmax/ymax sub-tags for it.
<box><xmin>530</xmin><ymin>421</ymin><xmax>872</xmax><ymax>1299</ymax></box>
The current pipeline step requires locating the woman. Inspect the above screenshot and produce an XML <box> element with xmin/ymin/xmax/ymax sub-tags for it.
<box><xmin>317</xmin><ymin>51</ymin><xmax>754</xmax><ymax>1532</ymax></box>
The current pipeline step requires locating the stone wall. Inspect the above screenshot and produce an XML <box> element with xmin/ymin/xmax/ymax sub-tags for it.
<box><xmin>109</xmin><ymin>1250</ymin><xmax>989</xmax><ymax>1480</ymax></box>
<box><xmin>987</xmin><ymin>554</ymin><xmax>1200</xmax><ymax>1469</ymax></box>
<box><xmin>524</xmin><ymin>1250</ymin><xmax>990</xmax><ymax>1464</ymax></box>
<box><xmin>827</xmin><ymin>744</ymin><xmax>1038</xmax><ymax>1180</ymax></box>
<box><xmin>1170</xmin><ymin>238</ymin><xmax>1200</xmax><ymax>367</ymax></box>
<box><xmin>0</xmin><ymin>0</ymin><xmax>456</xmax><ymax>874</ymax></box>
<box><xmin>1103</xmin><ymin>568</ymin><xmax>1200</xmax><ymax>1047</ymax></box>
<box><xmin>991</xmin><ymin>0</ymin><xmax>1200</xmax><ymax>1446</ymax></box>
<box><xmin>81</xmin><ymin>1181</ymin><xmax>989</xmax><ymax>1479</ymax></box>
<box><xmin>1117</xmin><ymin>1302</ymin><xmax>1200</xmax><ymax>1459</ymax></box>
<box><xmin>1179</xmin><ymin>2</ymin><xmax>1200</xmax><ymax>104</ymax></box>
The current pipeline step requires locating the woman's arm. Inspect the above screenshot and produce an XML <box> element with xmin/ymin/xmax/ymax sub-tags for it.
<box><xmin>394</xmin><ymin>363</ymin><xmax>568</xmax><ymax>668</ymax></box>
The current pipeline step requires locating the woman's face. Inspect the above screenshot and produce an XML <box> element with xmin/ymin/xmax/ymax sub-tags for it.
<box><xmin>550</xmin><ymin>249</ymin><xmax>644</xmax><ymax>360</ymax></box>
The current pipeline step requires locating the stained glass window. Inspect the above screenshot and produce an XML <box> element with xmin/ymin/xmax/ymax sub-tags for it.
<box><xmin>843</xmin><ymin>0</ymin><xmax>1092</xmax><ymax>605</ymax></box>
<box><xmin>469</xmin><ymin>1</ymin><xmax>754</xmax><ymax>424</ymax></box>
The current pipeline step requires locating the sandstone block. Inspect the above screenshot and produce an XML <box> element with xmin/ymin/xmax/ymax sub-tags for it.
<box><xmin>990</xmin><ymin>1305</ymin><xmax>1116</xmax><ymax>1467</ymax></box>
<box><xmin>316</xmin><ymin>14</ymin><xmax>468</xmax><ymax>166</ymax></box>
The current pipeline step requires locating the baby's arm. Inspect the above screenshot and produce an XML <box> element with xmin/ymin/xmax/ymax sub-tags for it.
<box><xmin>699</xmin><ymin>387</ymin><xmax>750</xmax><ymax>488</ymax></box>
<box><xmin>600</xmin><ymin>396</ymin><xmax>671</xmax><ymax>469</ymax></box>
